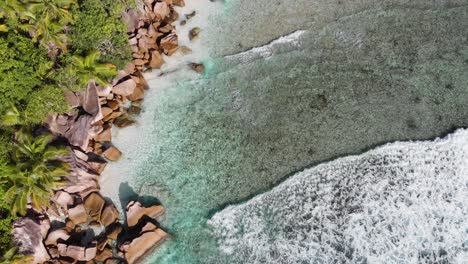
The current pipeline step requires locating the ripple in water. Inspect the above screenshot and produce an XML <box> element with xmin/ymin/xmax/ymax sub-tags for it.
<box><xmin>209</xmin><ymin>130</ymin><xmax>468</xmax><ymax>264</ymax></box>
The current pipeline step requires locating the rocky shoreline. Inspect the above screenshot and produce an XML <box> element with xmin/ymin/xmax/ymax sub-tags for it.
<box><xmin>11</xmin><ymin>0</ymin><xmax>201</xmax><ymax>263</ymax></box>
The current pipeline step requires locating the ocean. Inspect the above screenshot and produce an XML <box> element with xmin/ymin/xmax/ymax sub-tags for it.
<box><xmin>100</xmin><ymin>0</ymin><xmax>468</xmax><ymax>263</ymax></box>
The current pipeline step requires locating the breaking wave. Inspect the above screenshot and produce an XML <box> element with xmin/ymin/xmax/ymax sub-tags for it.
<box><xmin>209</xmin><ymin>129</ymin><xmax>468</xmax><ymax>263</ymax></box>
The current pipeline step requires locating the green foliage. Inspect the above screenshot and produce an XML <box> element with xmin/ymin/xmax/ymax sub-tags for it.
<box><xmin>71</xmin><ymin>50</ymin><xmax>117</xmax><ymax>86</ymax></box>
<box><xmin>69</xmin><ymin>0</ymin><xmax>131</xmax><ymax>68</ymax></box>
<box><xmin>0</xmin><ymin>31</ymin><xmax>68</xmax><ymax>123</ymax></box>
<box><xmin>0</xmin><ymin>32</ymin><xmax>50</xmax><ymax>116</ymax></box>
<box><xmin>0</xmin><ymin>129</ymin><xmax>69</xmax><ymax>216</ymax></box>
<box><xmin>0</xmin><ymin>186</ymin><xmax>16</xmax><ymax>255</ymax></box>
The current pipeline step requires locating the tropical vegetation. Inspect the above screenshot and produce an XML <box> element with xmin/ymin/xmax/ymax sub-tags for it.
<box><xmin>0</xmin><ymin>0</ymin><xmax>133</xmax><ymax>259</ymax></box>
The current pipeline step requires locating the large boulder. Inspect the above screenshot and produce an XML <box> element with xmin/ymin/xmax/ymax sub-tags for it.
<box><xmin>101</xmin><ymin>204</ymin><xmax>120</xmax><ymax>227</ymax></box>
<box><xmin>84</xmin><ymin>192</ymin><xmax>106</xmax><ymax>221</ymax></box>
<box><xmin>126</xmin><ymin>201</ymin><xmax>165</xmax><ymax>227</ymax></box>
<box><xmin>122</xmin><ymin>228</ymin><xmax>169</xmax><ymax>264</ymax></box>
<box><xmin>153</xmin><ymin>2</ymin><xmax>170</xmax><ymax>20</ymax></box>
<box><xmin>160</xmin><ymin>33</ymin><xmax>178</xmax><ymax>55</ymax></box>
<box><xmin>12</xmin><ymin>218</ymin><xmax>50</xmax><ymax>263</ymax></box>
<box><xmin>53</xmin><ymin>191</ymin><xmax>75</xmax><ymax>211</ymax></box>
<box><xmin>57</xmin><ymin>243</ymin><xmax>97</xmax><ymax>262</ymax></box>
<box><xmin>80</xmin><ymin>81</ymin><xmax>103</xmax><ymax>123</ymax></box>
<box><xmin>68</xmin><ymin>204</ymin><xmax>88</xmax><ymax>225</ymax></box>
<box><xmin>149</xmin><ymin>50</ymin><xmax>164</xmax><ymax>69</ymax></box>
<box><xmin>102</xmin><ymin>146</ymin><xmax>122</xmax><ymax>161</ymax></box>
<box><xmin>45</xmin><ymin>229</ymin><xmax>70</xmax><ymax>246</ymax></box>
<box><xmin>113</xmin><ymin>78</ymin><xmax>136</xmax><ymax>96</ymax></box>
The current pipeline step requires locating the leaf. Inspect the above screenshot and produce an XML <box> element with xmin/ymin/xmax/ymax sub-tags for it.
<box><xmin>1</xmin><ymin>106</ymin><xmax>21</xmax><ymax>126</ymax></box>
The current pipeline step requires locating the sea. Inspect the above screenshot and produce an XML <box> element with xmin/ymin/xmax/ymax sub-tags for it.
<box><xmin>100</xmin><ymin>0</ymin><xmax>468</xmax><ymax>263</ymax></box>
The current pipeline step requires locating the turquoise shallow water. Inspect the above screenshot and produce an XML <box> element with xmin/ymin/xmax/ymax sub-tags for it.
<box><xmin>104</xmin><ymin>1</ymin><xmax>468</xmax><ymax>263</ymax></box>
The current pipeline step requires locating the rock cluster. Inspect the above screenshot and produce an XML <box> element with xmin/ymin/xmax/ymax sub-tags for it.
<box><xmin>11</xmin><ymin>0</ymin><xmax>195</xmax><ymax>263</ymax></box>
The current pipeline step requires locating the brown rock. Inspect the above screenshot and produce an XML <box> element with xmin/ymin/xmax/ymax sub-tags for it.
<box><xmin>133</xmin><ymin>71</ymin><xmax>149</xmax><ymax>90</ymax></box>
<box><xmin>106</xmin><ymin>100</ymin><xmax>120</xmax><ymax>110</ymax></box>
<box><xmin>132</xmin><ymin>52</ymin><xmax>144</xmax><ymax>59</ymax></box>
<box><xmin>103</xmin><ymin>111</ymin><xmax>123</xmax><ymax>122</ymax></box>
<box><xmin>106</xmin><ymin>223</ymin><xmax>123</xmax><ymax>240</ymax></box>
<box><xmin>64</xmin><ymin>90</ymin><xmax>81</xmax><ymax>108</ymax></box>
<box><xmin>179</xmin><ymin>46</ymin><xmax>192</xmax><ymax>55</ymax></box>
<box><xmin>189</xmin><ymin>27</ymin><xmax>201</xmax><ymax>41</ymax></box>
<box><xmin>185</xmin><ymin>11</ymin><xmax>196</xmax><ymax>20</ymax></box>
<box><xmin>113</xmin><ymin>78</ymin><xmax>136</xmax><ymax>96</ymax></box>
<box><xmin>190</xmin><ymin>63</ymin><xmax>205</xmax><ymax>73</ymax></box>
<box><xmin>45</xmin><ymin>229</ymin><xmax>70</xmax><ymax>246</ymax></box>
<box><xmin>84</xmin><ymin>192</ymin><xmax>106</xmax><ymax>221</ymax></box>
<box><xmin>100</xmin><ymin>204</ymin><xmax>119</xmax><ymax>227</ymax></box>
<box><xmin>123</xmin><ymin>228</ymin><xmax>169</xmax><ymax>264</ymax></box>
<box><xmin>133</xmin><ymin>58</ymin><xmax>146</xmax><ymax>66</ymax></box>
<box><xmin>58</xmin><ymin>244</ymin><xmax>97</xmax><ymax>262</ymax></box>
<box><xmin>172</xmin><ymin>0</ymin><xmax>185</xmax><ymax>6</ymax></box>
<box><xmin>113</xmin><ymin>115</ymin><xmax>135</xmax><ymax>128</ymax></box>
<box><xmin>102</xmin><ymin>146</ymin><xmax>122</xmax><ymax>161</ymax></box>
<box><xmin>68</xmin><ymin>204</ymin><xmax>88</xmax><ymax>225</ymax></box>
<box><xmin>95</xmin><ymin>248</ymin><xmax>113</xmax><ymax>262</ymax></box>
<box><xmin>105</xmin><ymin>258</ymin><xmax>122</xmax><ymax>264</ymax></box>
<box><xmin>154</xmin><ymin>2</ymin><xmax>169</xmax><ymax>20</ymax></box>
<box><xmin>122</xmin><ymin>9</ymin><xmax>140</xmax><ymax>33</ymax></box>
<box><xmin>101</xmin><ymin>107</ymin><xmax>113</xmax><ymax>118</ymax></box>
<box><xmin>127</xmin><ymin>106</ymin><xmax>142</xmax><ymax>115</ymax></box>
<box><xmin>88</xmin><ymin>160</ymin><xmax>107</xmax><ymax>174</ymax></box>
<box><xmin>149</xmin><ymin>50</ymin><xmax>164</xmax><ymax>69</ymax></box>
<box><xmin>160</xmin><ymin>33</ymin><xmax>178</xmax><ymax>55</ymax></box>
<box><xmin>82</xmin><ymin>81</ymin><xmax>103</xmax><ymax>123</ymax></box>
<box><xmin>126</xmin><ymin>201</ymin><xmax>165</xmax><ymax>227</ymax></box>
<box><xmin>53</xmin><ymin>191</ymin><xmax>74</xmax><ymax>211</ymax></box>
<box><xmin>158</xmin><ymin>23</ymin><xmax>174</xmax><ymax>33</ymax></box>
<box><xmin>94</xmin><ymin>128</ymin><xmax>112</xmax><ymax>142</ymax></box>
<box><xmin>127</xmin><ymin>85</ymin><xmax>145</xmax><ymax>101</ymax></box>
<box><xmin>96</xmin><ymin>85</ymin><xmax>112</xmax><ymax>97</ymax></box>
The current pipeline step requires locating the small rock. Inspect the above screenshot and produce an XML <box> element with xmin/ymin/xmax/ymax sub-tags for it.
<box><xmin>190</xmin><ymin>63</ymin><xmax>205</xmax><ymax>73</ymax></box>
<box><xmin>189</xmin><ymin>27</ymin><xmax>201</xmax><ymax>41</ymax></box>
<box><xmin>179</xmin><ymin>46</ymin><xmax>192</xmax><ymax>55</ymax></box>
<box><xmin>127</xmin><ymin>106</ymin><xmax>142</xmax><ymax>115</ymax></box>
<box><xmin>185</xmin><ymin>11</ymin><xmax>196</xmax><ymax>20</ymax></box>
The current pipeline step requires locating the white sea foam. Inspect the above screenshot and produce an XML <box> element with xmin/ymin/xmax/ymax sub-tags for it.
<box><xmin>209</xmin><ymin>129</ymin><xmax>468</xmax><ymax>264</ymax></box>
<box><xmin>224</xmin><ymin>30</ymin><xmax>306</xmax><ymax>64</ymax></box>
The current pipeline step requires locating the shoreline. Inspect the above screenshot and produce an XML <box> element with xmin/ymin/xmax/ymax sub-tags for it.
<box><xmin>10</xmin><ymin>0</ymin><xmax>206</xmax><ymax>263</ymax></box>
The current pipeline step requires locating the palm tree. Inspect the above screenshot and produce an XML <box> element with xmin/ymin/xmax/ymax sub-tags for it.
<box><xmin>0</xmin><ymin>0</ymin><xmax>28</xmax><ymax>32</ymax></box>
<box><xmin>0</xmin><ymin>0</ymin><xmax>27</xmax><ymax>21</ymax></box>
<box><xmin>71</xmin><ymin>50</ymin><xmax>118</xmax><ymax>86</ymax></box>
<box><xmin>21</xmin><ymin>12</ymin><xmax>67</xmax><ymax>50</ymax></box>
<box><xmin>25</xmin><ymin>0</ymin><xmax>76</xmax><ymax>24</ymax></box>
<box><xmin>0</xmin><ymin>130</ymin><xmax>69</xmax><ymax>215</ymax></box>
